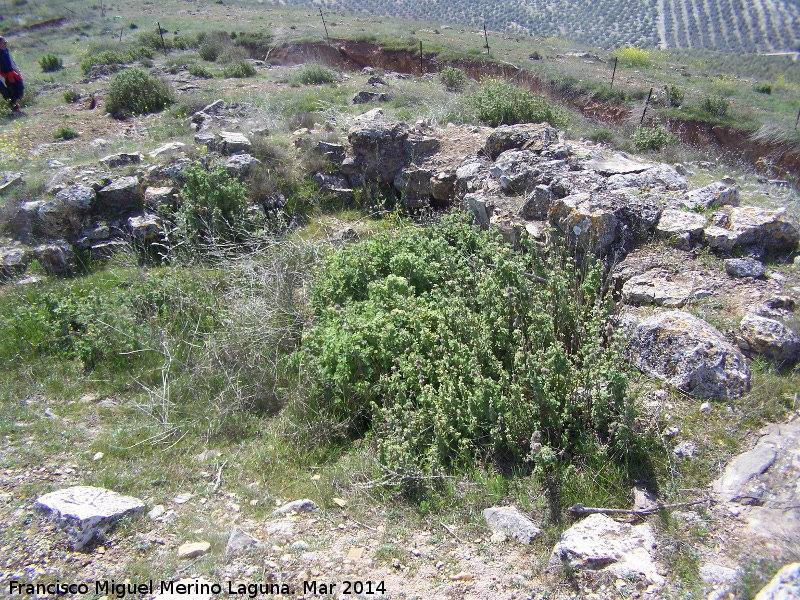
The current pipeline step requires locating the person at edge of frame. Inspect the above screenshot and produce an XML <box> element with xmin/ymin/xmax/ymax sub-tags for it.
<box><xmin>0</xmin><ymin>35</ymin><xmax>24</xmax><ymax>113</ymax></box>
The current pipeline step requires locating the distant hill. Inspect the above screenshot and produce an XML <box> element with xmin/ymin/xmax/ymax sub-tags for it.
<box><xmin>284</xmin><ymin>0</ymin><xmax>800</xmax><ymax>53</ymax></box>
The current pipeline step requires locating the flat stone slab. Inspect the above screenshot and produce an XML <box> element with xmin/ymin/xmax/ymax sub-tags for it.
<box><xmin>585</xmin><ymin>153</ymin><xmax>651</xmax><ymax>176</ymax></box>
<box><xmin>549</xmin><ymin>513</ymin><xmax>664</xmax><ymax>584</ymax></box>
<box><xmin>35</xmin><ymin>486</ymin><xmax>145</xmax><ymax>550</ymax></box>
<box><xmin>178</xmin><ymin>540</ymin><xmax>211</xmax><ymax>559</ymax></box>
<box><xmin>272</xmin><ymin>498</ymin><xmax>319</xmax><ymax>516</ymax></box>
<box><xmin>483</xmin><ymin>506</ymin><xmax>541</xmax><ymax>545</ymax></box>
<box><xmin>622</xmin><ymin>270</ymin><xmax>694</xmax><ymax>307</ymax></box>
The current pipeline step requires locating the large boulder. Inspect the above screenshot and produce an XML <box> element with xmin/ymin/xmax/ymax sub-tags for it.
<box><xmin>0</xmin><ymin>245</ymin><xmax>31</xmax><ymax>277</ymax></box>
<box><xmin>520</xmin><ymin>185</ymin><xmax>553</xmax><ymax>220</ymax></box>
<box><xmin>33</xmin><ymin>241</ymin><xmax>76</xmax><ymax>275</ymax></box>
<box><xmin>489</xmin><ymin>149</ymin><xmax>541</xmax><ymax>195</ymax></box>
<box><xmin>394</xmin><ymin>166</ymin><xmax>434</xmax><ymax>208</ymax></box>
<box><xmin>726</xmin><ymin>206</ymin><xmax>800</xmax><ymax>251</ymax></box>
<box><xmin>36</xmin><ymin>486</ymin><xmax>145</xmax><ymax>550</ymax></box>
<box><xmin>655</xmin><ymin>209</ymin><xmax>707</xmax><ymax>249</ymax></box>
<box><xmin>548</xmin><ymin>192</ymin><xmax>620</xmax><ymax>254</ymax></box>
<box><xmin>549</xmin><ymin>514</ymin><xmax>664</xmax><ymax>584</ymax></box>
<box><xmin>628</xmin><ymin>311</ymin><xmax>750</xmax><ymax>399</ymax></box>
<box><xmin>217</xmin><ymin>131</ymin><xmax>252</xmax><ymax>156</ymax></box>
<box><xmin>484</xmin><ymin>123</ymin><xmax>558</xmax><ymax>160</ymax></box>
<box><xmin>737</xmin><ymin>314</ymin><xmax>800</xmax><ymax>364</ymax></box>
<box><xmin>128</xmin><ymin>214</ymin><xmax>166</xmax><ymax>244</ymax></box>
<box><xmin>674</xmin><ymin>182</ymin><xmax>738</xmax><ymax>211</ymax></box>
<box><xmin>36</xmin><ymin>185</ymin><xmax>97</xmax><ymax>238</ymax></box>
<box><xmin>96</xmin><ymin>176</ymin><xmax>143</xmax><ymax>215</ymax></box>
<box><xmin>224</xmin><ymin>153</ymin><xmax>261</xmax><ymax>179</ymax></box>
<box><xmin>348</xmin><ymin>121</ymin><xmax>410</xmax><ymax>185</ymax></box>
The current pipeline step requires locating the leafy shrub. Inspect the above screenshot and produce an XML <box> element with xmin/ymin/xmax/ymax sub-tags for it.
<box><xmin>173</xmin><ymin>160</ymin><xmax>252</xmax><ymax>250</ymax></box>
<box><xmin>223</xmin><ymin>61</ymin><xmax>256</xmax><ymax>78</ymax></box>
<box><xmin>529</xmin><ymin>50</ymin><xmax>542</xmax><ymax>60</ymax></box>
<box><xmin>138</xmin><ymin>30</ymin><xmax>170</xmax><ymax>51</ymax></box>
<box><xmin>188</xmin><ymin>63</ymin><xmax>214</xmax><ymax>79</ymax></box>
<box><xmin>292</xmin><ymin>63</ymin><xmax>337</xmax><ymax>85</ymax></box>
<box><xmin>218</xmin><ymin>46</ymin><xmax>248</xmax><ymax>65</ymax></box>
<box><xmin>589</xmin><ymin>128</ymin><xmax>614</xmax><ymax>144</ymax></box>
<box><xmin>39</xmin><ymin>53</ymin><xmax>63</xmax><ymax>73</ymax></box>
<box><xmin>700</xmin><ymin>95</ymin><xmax>729</xmax><ymax>117</ymax></box>
<box><xmin>754</xmin><ymin>83</ymin><xmax>772</xmax><ymax>95</ymax></box>
<box><xmin>105</xmin><ymin>68</ymin><xmax>174</xmax><ymax>118</ymax></box>
<box><xmin>633</xmin><ymin>124</ymin><xmax>675</xmax><ymax>150</ymax></box>
<box><xmin>295</xmin><ymin>213</ymin><xmax>633</xmax><ymax>480</ymax></box>
<box><xmin>141</xmin><ymin>58</ymin><xmax>155</xmax><ymax>69</ymax></box>
<box><xmin>63</xmin><ymin>89</ymin><xmax>80</xmax><ymax>103</ymax></box>
<box><xmin>665</xmin><ymin>84</ymin><xmax>684</xmax><ymax>107</ymax></box>
<box><xmin>467</xmin><ymin>79</ymin><xmax>569</xmax><ymax>128</ymax></box>
<box><xmin>613</xmin><ymin>46</ymin><xmax>652</xmax><ymax>68</ymax></box>
<box><xmin>439</xmin><ymin>66</ymin><xmax>467</xmax><ymax>92</ymax></box>
<box><xmin>54</xmin><ymin>125</ymin><xmax>79</xmax><ymax>141</ymax></box>
<box><xmin>198</xmin><ymin>40</ymin><xmax>224</xmax><ymax>62</ymax></box>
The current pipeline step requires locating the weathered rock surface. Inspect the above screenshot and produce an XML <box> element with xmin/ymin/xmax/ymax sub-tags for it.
<box><xmin>347</xmin><ymin>121</ymin><xmax>410</xmax><ymax>185</ymax></box>
<box><xmin>549</xmin><ymin>514</ymin><xmax>664</xmax><ymax>584</ymax></box>
<box><xmin>217</xmin><ymin>131</ymin><xmax>251</xmax><ymax>156</ymax></box>
<box><xmin>178</xmin><ymin>540</ymin><xmax>211</xmax><ymax>559</ymax></box>
<box><xmin>754</xmin><ymin>563</ymin><xmax>800</xmax><ymax>600</ymax></box>
<box><xmin>726</xmin><ymin>206</ymin><xmax>800</xmax><ymax>251</ymax></box>
<box><xmin>583</xmin><ymin>152</ymin><xmax>650</xmax><ymax>176</ymax></box>
<box><xmin>272</xmin><ymin>499</ymin><xmax>319</xmax><ymax>516</ymax></box>
<box><xmin>676</xmin><ymin>182</ymin><xmax>738</xmax><ymax>210</ymax></box>
<box><xmin>128</xmin><ymin>214</ymin><xmax>165</xmax><ymax>244</ymax></box>
<box><xmin>725</xmin><ymin>257</ymin><xmax>765</xmax><ymax>278</ymax></box>
<box><xmin>713</xmin><ymin>419</ymin><xmax>800</xmax><ymax>542</ymax></box>
<box><xmin>622</xmin><ymin>270</ymin><xmax>694</xmax><ymax>307</ymax></box>
<box><xmin>737</xmin><ymin>314</ymin><xmax>800</xmax><ymax>364</ymax></box>
<box><xmin>0</xmin><ymin>245</ymin><xmax>31</xmax><ymax>277</ymax></box>
<box><xmin>482</xmin><ymin>506</ymin><xmax>541</xmax><ymax>545</ymax></box>
<box><xmin>655</xmin><ymin>209</ymin><xmax>706</xmax><ymax>249</ymax></box>
<box><xmin>96</xmin><ymin>176</ymin><xmax>143</xmax><ymax>215</ymax></box>
<box><xmin>224</xmin><ymin>153</ymin><xmax>261</xmax><ymax>179</ymax></box>
<box><xmin>33</xmin><ymin>241</ymin><xmax>76</xmax><ymax>275</ymax></box>
<box><xmin>628</xmin><ymin>311</ymin><xmax>750</xmax><ymax>399</ymax></box>
<box><xmin>99</xmin><ymin>152</ymin><xmax>142</xmax><ymax>168</ymax></box>
<box><xmin>226</xmin><ymin>526</ymin><xmax>260</xmax><ymax>554</ymax></box>
<box><xmin>35</xmin><ymin>486</ymin><xmax>145</xmax><ymax>550</ymax></box>
<box><xmin>353</xmin><ymin>90</ymin><xmax>391</xmax><ymax>104</ymax></box>
<box><xmin>484</xmin><ymin>123</ymin><xmax>558</xmax><ymax>160</ymax></box>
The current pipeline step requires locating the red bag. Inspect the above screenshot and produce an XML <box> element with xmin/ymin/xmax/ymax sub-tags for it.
<box><xmin>2</xmin><ymin>71</ymin><xmax>22</xmax><ymax>84</ymax></box>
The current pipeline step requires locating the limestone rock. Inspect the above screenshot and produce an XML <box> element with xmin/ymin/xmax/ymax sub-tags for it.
<box><xmin>315</xmin><ymin>141</ymin><xmax>346</xmax><ymax>164</ymax></box>
<box><xmin>655</xmin><ymin>209</ymin><xmax>706</xmax><ymax>249</ymax></box>
<box><xmin>703</xmin><ymin>225</ymin><xmax>739</xmax><ymax>253</ymax></box>
<box><xmin>754</xmin><ymin>563</ymin><xmax>800</xmax><ymax>600</ymax></box>
<box><xmin>272</xmin><ymin>499</ymin><xmax>319</xmax><ymax>516</ymax></box>
<box><xmin>628</xmin><ymin>311</ymin><xmax>750</xmax><ymax>399</ymax></box>
<box><xmin>224</xmin><ymin>153</ymin><xmax>261</xmax><ymax>179</ymax></box>
<box><xmin>549</xmin><ymin>514</ymin><xmax>664</xmax><ymax>584</ymax></box>
<box><xmin>484</xmin><ymin>123</ymin><xmax>558</xmax><ymax>160</ymax></box>
<box><xmin>99</xmin><ymin>152</ymin><xmax>143</xmax><ymax>168</ymax></box>
<box><xmin>145</xmin><ymin>186</ymin><xmax>178</xmax><ymax>210</ymax></box>
<box><xmin>352</xmin><ymin>90</ymin><xmax>391</xmax><ymax>104</ymax></box>
<box><xmin>96</xmin><ymin>176</ymin><xmax>143</xmax><ymax>215</ymax></box>
<box><xmin>0</xmin><ymin>246</ymin><xmax>31</xmax><ymax>277</ymax></box>
<box><xmin>177</xmin><ymin>541</ymin><xmax>211</xmax><ymax>559</ymax></box>
<box><xmin>217</xmin><ymin>131</ymin><xmax>251</xmax><ymax>156</ymax></box>
<box><xmin>128</xmin><ymin>214</ymin><xmax>165</xmax><ymax>244</ymax></box>
<box><xmin>226</xmin><ymin>526</ymin><xmax>260</xmax><ymax>554</ymax></box>
<box><xmin>621</xmin><ymin>270</ymin><xmax>693</xmax><ymax>307</ymax></box>
<box><xmin>548</xmin><ymin>192</ymin><xmax>619</xmax><ymax>254</ymax></box>
<box><xmin>490</xmin><ymin>149</ymin><xmax>540</xmax><ymax>194</ymax></box>
<box><xmin>33</xmin><ymin>241</ymin><xmax>76</xmax><ymax>275</ymax></box>
<box><xmin>607</xmin><ymin>164</ymin><xmax>687</xmax><ymax>191</ymax></box>
<box><xmin>737</xmin><ymin>314</ymin><xmax>800</xmax><ymax>364</ymax></box>
<box><xmin>727</xmin><ymin>206</ymin><xmax>800</xmax><ymax>251</ymax></box>
<box><xmin>394</xmin><ymin>166</ymin><xmax>434</xmax><ymax>206</ymax></box>
<box><xmin>348</xmin><ymin>121</ymin><xmax>410</xmax><ymax>185</ymax></box>
<box><xmin>585</xmin><ymin>153</ymin><xmax>650</xmax><ymax>176</ymax></box>
<box><xmin>677</xmin><ymin>182</ymin><xmax>738</xmax><ymax>210</ymax></box>
<box><xmin>35</xmin><ymin>486</ymin><xmax>145</xmax><ymax>550</ymax></box>
<box><xmin>482</xmin><ymin>506</ymin><xmax>541</xmax><ymax>545</ymax></box>
<box><xmin>430</xmin><ymin>171</ymin><xmax>456</xmax><ymax>202</ymax></box>
<box><xmin>521</xmin><ymin>185</ymin><xmax>553</xmax><ymax>220</ymax></box>
<box><xmin>148</xmin><ymin>142</ymin><xmax>185</xmax><ymax>158</ymax></box>
<box><xmin>465</xmin><ymin>192</ymin><xmax>492</xmax><ymax>228</ymax></box>
<box><xmin>725</xmin><ymin>257</ymin><xmax>765</xmax><ymax>278</ymax></box>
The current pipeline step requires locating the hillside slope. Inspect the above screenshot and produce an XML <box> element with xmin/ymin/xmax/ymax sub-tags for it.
<box><xmin>287</xmin><ymin>0</ymin><xmax>800</xmax><ymax>52</ymax></box>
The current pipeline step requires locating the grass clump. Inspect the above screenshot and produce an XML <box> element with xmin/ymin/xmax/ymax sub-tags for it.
<box><xmin>467</xmin><ymin>79</ymin><xmax>569</xmax><ymax>128</ymax></box>
<box><xmin>105</xmin><ymin>68</ymin><xmax>174</xmax><ymax>118</ymax></box>
<box><xmin>292</xmin><ymin>63</ymin><xmax>337</xmax><ymax>86</ymax></box>
<box><xmin>38</xmin><ymin>53</ymin><xmax>63</xmax><ymax>73</ymax></box>
<box><xmin>613</xmin><ymin>46</ymin><xmax>653</xmax><ymax>68</ymax></box>
<box><xmin>439</xmin><ymin>66</ymin><xmax>468</xmax><ymax>92</ymax></box>
<box><xmin>53</xmin><ymin>125</ymin><xmax>78</xmax><ymax>141</ymax></box>
<box><xmin>633</xmin><ymin>124</ymin><xmax>675</xmax><ymax>150</ymax></box>
<box><xmin>222</xmin><ymin>61</ymin><xmax>256</xmax><ymax>79</ymax></box>
<box><xmin>294</xmin><ymin>212</ymin><xmax>636</xmax><ymax>486</ymax></box>
<box><xmin>80</xmin><ymin>50</ymin><xmax>128</xmax><ymax>74</ymax></box>
<box><xmin>188</xmin><ymin>63</ymin><xmax>214</xmax><ymax>79</ymax></box>
<box><xmin>754</xmin><ymin>83</ymin><xmax>772</xmax><ymax>95</ymax></box>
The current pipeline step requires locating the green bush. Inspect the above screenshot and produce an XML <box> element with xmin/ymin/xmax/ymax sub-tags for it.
<box><xmin>633</xmin><ymin>124</ymin><xmax>675</xmax><ymax>150</ymax></box>
<box><xmin>613</xmin><ymin>46</ymin><xmax>652</xmax><ymax>68</ymax></box>
<box><xmin>294</xmin><ymin>213</ymin><xmax>633</xmax><ymax>480</ymax></box>
<box><xmin>173</xmin><ymin>160</ymin><xmax>253</xmax><ymax>250</ymax></box>
<box><xmin>438</xmin><ymin>66</ymin><xmax>467</xmax><ymax>92</ymax></box>
<box><xmin>467</xmin><ymin>79</ymin><xmax>569</xmax><ymax>127</ymax></box>
<box><xmin>54</xmin><ymin>125</ymin><xmax>79</xmax><ymax>141</ymax></box>
<box><xmin>665</xmin><ymin>84</ymin><xmax>684</xmax><ymax>107</ymax></box>
<box><xmin>106</xmin><ymin>68</ymin><xmax>174</xmax><ymax>117</ymax></box>
<box><xmin>63</xmin><ymin>89</ymin><xmax>80</xmax><ymax>103</ymax></box>
<box><xmin>198</xmin><ymin>40</ymin><xmax>224</xmax><ymax>62</ymax></box>
<box><xmin>39</xmin><ymin>53</ymin><xmax>63</xmax><ymax>73</ymax></box>
<box><xmin>188</xmin><ymin>63</ymin><xmax>214</xmax><ymax>79</ymax></box>
<box><xmin>700</xmin><ymin>95</ymin><xmax>730</xmax><ymax>117</ymax></box>
<box><xmin>80</xmin><ymin>50</ymin><xmax>128</xmax><ymax>74</ymax></box>
<box><xmin>754</xmin><ymin>83</ymin><xmax>772</xmax><ymax>95</ymax></box>
<box><xmin>222</xmin><ymin>61</ymin><xmax>256</xmax><ymax>78</ymax></box>
<box><xmin>292</xmin><ymin>63</ymin><xmax>337</xmax><ymax>85</ymax></box>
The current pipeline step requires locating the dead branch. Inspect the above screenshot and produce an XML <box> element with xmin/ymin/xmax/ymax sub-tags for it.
<box><xmin>567</xmin><ymin>498</ymin><xmax>709</xmax><ymax>517</ymax></box>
